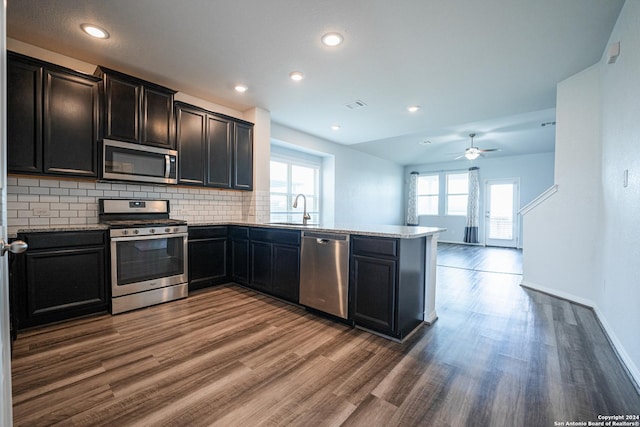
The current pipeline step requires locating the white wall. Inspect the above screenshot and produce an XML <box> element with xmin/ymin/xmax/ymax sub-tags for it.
<box><xmin>406</xmin><ymin>152</ymin><xmax>555</xmax><ymax>246</ymax></box>
<box><xmin>599</xmin><ymin>0</ymin><xmax>640</xmax><ymax>385</ymax></box>
<box><xmin>523</xmin><ymin>0</ymin><xmax>640</xmax><ymax>385</ymax></box>
<box><xmin>522</xmin><ymin>65</ymin><xmax>602</xmax><ymax>301</ymax></box>
<box><xmin>271</xmin><ymin>123</ymin><xmax>404</xmax><ymax>225</ymax></box>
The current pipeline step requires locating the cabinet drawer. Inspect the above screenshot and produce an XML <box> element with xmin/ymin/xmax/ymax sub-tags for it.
<box><xmin>250</xmin><ymin>228</ymin><xmax>300</xmax><ymax>245</ymax></box>
<box><xmin>21</xmin><ymin>230</ymin><xmax>106</xmax><ymax>250</ymax></box>
<box><xmin>188</xmin><ymin>226</ymin><xmax>227</xmax><ymax>239</ymax></box>
<box><xmin>351</xmin><ymin>236</ymin><xmax>398</xmax><ymax>258</ymax></box>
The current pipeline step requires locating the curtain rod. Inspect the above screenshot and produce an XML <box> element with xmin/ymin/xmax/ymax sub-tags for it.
<box><xmin>410</xmin><ymin>167</ymin><xmax>473</xmax><ymax>175</ymax></box>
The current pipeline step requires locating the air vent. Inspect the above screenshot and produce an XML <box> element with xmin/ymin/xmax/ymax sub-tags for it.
<box><xmin>344</xmin><ymin>100</ymin><xmax>367</xmax><ymax>110</ymax></box>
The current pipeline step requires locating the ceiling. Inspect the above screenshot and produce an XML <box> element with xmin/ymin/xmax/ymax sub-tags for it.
<box><xmin>6</xmin><ymin>0</ymin><xmax>624</xmax><ymax>165</ymax></box>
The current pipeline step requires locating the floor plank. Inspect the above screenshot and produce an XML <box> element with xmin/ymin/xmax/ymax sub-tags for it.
<box><xmin>11</xmin><ymin>244</ymin><xmax>640</xmax><ymax>426</ymax></box>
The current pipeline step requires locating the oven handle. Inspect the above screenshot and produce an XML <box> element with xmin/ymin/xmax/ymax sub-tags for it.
<box><xmin>111</xmin><ymin>232</ymin><xmax>188</xmax><ymax>242</ymax></box>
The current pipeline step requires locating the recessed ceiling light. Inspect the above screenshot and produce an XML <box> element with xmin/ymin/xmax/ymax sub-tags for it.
<box><xmin>331</xmin><ymin>124</ymin><xmax>341</xmax><ymax>131</ymax></box>
<box><xmin>234</xmin><ymin>84</ymin><xmax>248</xmax><ymax>93</ymax></box>
<box><xmin>407</xmin><ymin>105</ymin><xmax>421</xmax><ymax>113</ymax></box>
<box><xmin>289</xmin><ymin>71</ymin><xmax>304</xmax><ymax>81</ymax></box>
<box><xmin>321</xmin><ymin>32</ymin><xmax>344</xmax><ymax>47</ymax></box>
<box><xmin>80</xmin><ymin>23</ymin><xmax>110</xmax><ymax>39</ymax></box>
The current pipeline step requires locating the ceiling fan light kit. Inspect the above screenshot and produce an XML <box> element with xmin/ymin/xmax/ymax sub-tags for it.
<box><xmin>457</xmin><ymin>133</ymin><xmax>500</xmax><ymax>160</ymax></box>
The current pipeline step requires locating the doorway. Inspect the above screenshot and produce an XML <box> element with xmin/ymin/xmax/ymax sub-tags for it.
<box><xmin>484</xmin><ymin>179</ymin><xmax>519</xmax><ymax>248</ymax></box>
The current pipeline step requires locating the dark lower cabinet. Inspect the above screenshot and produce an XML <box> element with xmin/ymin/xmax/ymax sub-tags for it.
<box><xmin>8</xmin><ymin>52</ymin><xmax>100</xmax><ymax>177</ymax></box>
<box><xmin>249</xmin><ymin>228</ymin><xmax>300</xmax><ymax>303</ymax></box>
<box><xmin>350</xmin><ymin>235</ymin><xmax>426</xmax><ymax>340</ymax></box>
<box><xmin>188</xmin><ymin>226</ymin><xmax>228</xmax><ymax>291</ymax></box>
<box><xmin>12</xmin><ymin>231</ymin><xmax>109</xmax><ymax>330</ymax></box>
<box><xmin>229</xmin><ymin>227</ymin><xmax>250</xmax><ymax>285</ymax></box>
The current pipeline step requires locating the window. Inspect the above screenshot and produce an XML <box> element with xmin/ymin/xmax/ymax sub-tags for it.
<box><xmin>270</xmin><ymin>147</ymin><xmax>321</xmax><ymax>223</ymax></box>
<box><xmin>417</xmin><ymin>174</ymin><xmax>439</xmax><ymax>215</ymax></box>
<box><xmin>446</xmin><ymin>172</ymin><xmax>469</xmax><ymax>216</ymax></box>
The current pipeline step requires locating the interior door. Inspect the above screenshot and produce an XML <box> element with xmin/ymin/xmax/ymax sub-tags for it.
<box><xmin>485</xmin><ymin>179</ymin><xmax>519</xmax><ymax>248</ymax></box>
<box><xmin>1</xmin><ymin>4</ymin><xmax>14</xmax><ymax>424</ymax></box>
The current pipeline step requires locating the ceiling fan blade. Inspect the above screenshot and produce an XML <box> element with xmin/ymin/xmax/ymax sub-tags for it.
<box><xmin>478</xmin><ymin>148</ymin><xmax>501</xmax><ymax>153</ymax></box>
<box><xmin>454</xmin><ymin>154</ymin><xmax>465</xmax><ymax>160</ymax></box>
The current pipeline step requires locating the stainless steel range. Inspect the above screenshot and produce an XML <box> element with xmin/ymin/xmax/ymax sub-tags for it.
<box><xmin>99</xmin><ymin>199</ymin><xmax>188</xmax><ymax>314</ymax></box>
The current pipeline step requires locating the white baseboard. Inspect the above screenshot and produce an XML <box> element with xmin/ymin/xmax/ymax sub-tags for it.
<box><xmin>520</xmin><ymin>280</ymin><xmax>640</xmax><ymax>392</ymax></box>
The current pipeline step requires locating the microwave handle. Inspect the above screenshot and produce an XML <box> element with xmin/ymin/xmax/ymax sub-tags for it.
<box><xmin>164</xmin><ymin>155</ymin><xmax>171</xmax><ymax>178</ymax></box>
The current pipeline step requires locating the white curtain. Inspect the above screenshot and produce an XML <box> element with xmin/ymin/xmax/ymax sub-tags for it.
<box><xmin>406</xmin><ymin>172</ymin><xmax>419</xmax><ymax>226</ymax></box>
<box><xmin>464</xmin><ymin>167</ymin><xmax>480</xmax><ymax>243</ymax></box>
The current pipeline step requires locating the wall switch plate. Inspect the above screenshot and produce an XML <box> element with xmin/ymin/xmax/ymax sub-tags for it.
<box><xmin>623</xmin><ymin>169</ymin><xmax>629</xmax><ymax>188</ymax></box>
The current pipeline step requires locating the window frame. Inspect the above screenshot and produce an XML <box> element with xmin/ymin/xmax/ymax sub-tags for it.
<box><xmin>270</xmin><ymin>147</ymin><xmax>322</xmax><ymax>223</ymax></box>
<box><xmin>445</xmin><ymin>171</ymin><xmax>469</xmax><ymax>216</ymax></box>
<box><xmin>416</xmin><ymin>174</ymin><xmax>439</xmax><ymax>216</ymax></box>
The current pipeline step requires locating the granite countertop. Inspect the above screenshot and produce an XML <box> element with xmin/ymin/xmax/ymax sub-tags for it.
<box><xmin>12</xmin><ymin>221</ymin><xmax>445</xmax><ymax>240</ymax></box>
<box><xmin>9</xmin><ymin>224</ymin><xmax>110</xmax><ymax>238</ymax></box>
<box><xmin>190</xmin><ymin>221</ymin><xmax>446</xmax><ymax>239</ymax></box>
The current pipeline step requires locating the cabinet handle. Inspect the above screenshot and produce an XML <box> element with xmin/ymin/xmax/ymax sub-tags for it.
<box><xmin>0</xmin><ymin>240</ymin><xmax>28</xmax><ymax>256</ymax></box>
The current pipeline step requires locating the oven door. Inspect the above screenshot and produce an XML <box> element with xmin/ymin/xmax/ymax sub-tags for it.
<box><xmin>110</xmin><ymin>232</ymin><xmax>188</xmax><ymax>297</ymax></box>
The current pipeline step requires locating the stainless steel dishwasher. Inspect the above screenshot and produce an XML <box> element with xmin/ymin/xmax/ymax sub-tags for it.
<box><xmin>300</xmin><ymin>231</ymin><xmax>350</xmax><ymax>319</ymax></box>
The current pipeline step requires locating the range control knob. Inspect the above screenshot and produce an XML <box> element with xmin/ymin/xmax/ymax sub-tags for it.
<box><xmin>133</xmin><ymin>229</ymin><xmax>139</xmax><ymax>235</ymax></box>
<box><xmin>150</xmin><ymin>229</ymin><xmax>156</xmax><ymax>234</ymax></box>
<box><xmin>122</xmin><ymin>230</ymin><xmax>129</xmax><ymax>236</ymax></box>
<box><xmin>165</xmin><ymin>228</ymin><xmax>171</xmax><ymax>233</ymax></box>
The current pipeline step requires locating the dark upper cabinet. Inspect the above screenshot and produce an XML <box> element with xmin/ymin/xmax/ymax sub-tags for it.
<box><xmin>233</xmin><ymin>121</ymin><xmax>253</xmax><ymax>190</ymax></box>
<box><xmin>176</xmin><ymin>104</ymin><xmax>206</xmax><ymax>185</ymax></box>
<box><xmin>97</xmin><ymin>67</ymin><xmax>175</xmax><ymax>149</ymax></box>
<box><xmin>7</xmin><ymin>52</ymin><xmax>100</xmax><ymax>177</ymax></box>
<box><xmin>175</xmin><ymin>102</ymin><xmax>253</xmax><ymax>190</ymax></box>
<box><xmin>7</xmin><ymin>57</ymin><xmax>42</xmax><ymax>174</ymax></box>
<box><xmin>206</xmin><ymin>115</ymin><xmax>232</xmax><ymax>188</ymax></box>
<box><xmin>12</xmin><ymin>230</ymin><xmax>109</xmax><ymax>330</ymax></box>
<box><xmin>44</xmin><ymin>69</ymin><xmax>100</xmax><ymax>177</ymax></box>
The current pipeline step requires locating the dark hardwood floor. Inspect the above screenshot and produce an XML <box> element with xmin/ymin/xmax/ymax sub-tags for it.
<box><xmin>11</xmin><ymin>244</ymin><xmax>640</xmax><ymax>426</ymax></box>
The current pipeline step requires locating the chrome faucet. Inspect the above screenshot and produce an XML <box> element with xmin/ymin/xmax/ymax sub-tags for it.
<box><xmin>293</xmin><ymin>193</ymin><xmax>311</xmax><ymax>225</ymax></box>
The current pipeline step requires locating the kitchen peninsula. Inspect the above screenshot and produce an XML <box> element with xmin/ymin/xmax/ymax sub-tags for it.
<box><xmin>11</xmin><ymin>220</ymin><xmax>444</xmax><ymax>341</ymax></box>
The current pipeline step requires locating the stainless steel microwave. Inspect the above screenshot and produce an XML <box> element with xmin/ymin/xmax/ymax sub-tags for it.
<box><xmin>102</xmin><ymin>139</ymin><xmax>178</xmax><ymax>184</ymax></box>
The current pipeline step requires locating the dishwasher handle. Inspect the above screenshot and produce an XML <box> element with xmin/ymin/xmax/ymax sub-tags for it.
<box><xmin>302</xmin><ymin>231</ymin><xmax>349</xmax><ymax>242</ymax></box>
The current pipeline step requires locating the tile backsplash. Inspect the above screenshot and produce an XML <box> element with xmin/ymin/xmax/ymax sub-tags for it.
<box><xmin>7</xmin><ymin>176</ymin><xmax>269</xmax><ymax>235</ymax></box>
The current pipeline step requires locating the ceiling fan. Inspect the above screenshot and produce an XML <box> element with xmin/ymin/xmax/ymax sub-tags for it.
<box><xmin>455</xmin><ymin>133</ymin><xmax>500</xmax><ymax>160</ymax></box>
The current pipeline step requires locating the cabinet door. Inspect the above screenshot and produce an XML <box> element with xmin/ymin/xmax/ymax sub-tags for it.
<box><xmin>189</xmin><ymin>238</ymin><xmax>227</xmax><ymax>291</ymax></box>
<box><xmin>230</xmin><ymin>238</ymin><xmax>249</xmax><ymax>285</ymax></box>
<box><xmin>143</xmin><ymin>87</ymin><xmax>174</xmax><ymax>148</ymax></box>
<box><xmin>43</xmin><ymin>69</ymin><xmax>99</xmax><ymax>177</ymax></box>
<box><xmin>20</xmin><ymin>246</ymin><xmax>107</xmax><ymax>328</ymax></box>
<box><xmin>7</xmin><ymin>57</ymin><xmax>42</xmax><ymax>173</ymax></box>
<box><xmin>206</xmin><ymin>115</ymin><xmax>232</xmax><ymax>188</ymax></box>
<box><xmin>351</xmin><ymin>255</ymin><xmax>397</xmax><ymax>334</ymax></box>
<box><xmin>250</xmin><ymin>241</ymin><xmax>272</xmax><ymax>292</ymax></box>
<box><xmin>233</xmin><ymin>122</ymin><xmax>253</xmax><ymax>190</ymax></box>
<box><xmin>272</xmin><ymin>244</ymin><xmax>300</xmax><ymax>303</ymax></box>
<box><xmin>104</xmin><ymin>74</ymin><xmax>140</xmax><ymax>143</ymax></box>
<box><xmin>176</xmin><ymin>104</ymin><xmax>206</xmax><ymax>185</ymax></box>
